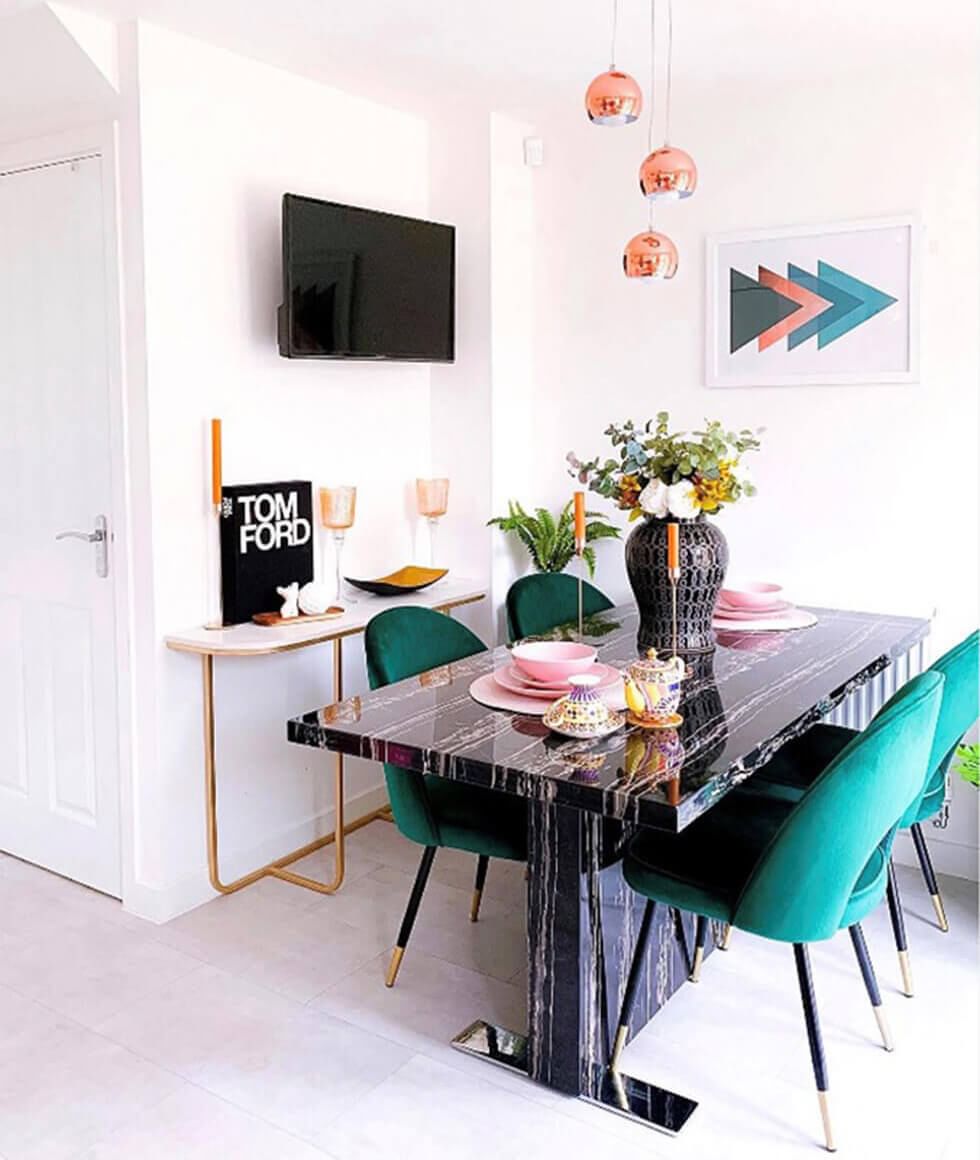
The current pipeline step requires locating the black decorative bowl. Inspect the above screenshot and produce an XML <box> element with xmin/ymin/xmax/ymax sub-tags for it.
<box><xmin>345</xmin><ymin>566</ymin><xmax>448</xmax><ymax>597</ymax></box>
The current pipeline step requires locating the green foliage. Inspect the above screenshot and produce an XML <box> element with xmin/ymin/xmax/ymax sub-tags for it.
<box><xmin>954</xmin><ymin>743</ymin><xmax>979</xmax><ymax>788</ymax></box>
<box><xmin>487</xmin><ymin>500</ymin><xmax>620</xmax><ymax>578</ymax></box>
<box><xmin>567</xmin><ymin>411</ymin><xmax>763</xmax><ymax>516</ymax></box>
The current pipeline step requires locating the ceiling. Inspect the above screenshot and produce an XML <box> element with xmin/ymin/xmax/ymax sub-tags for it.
<box><xmin>1</xmin><ymin>0</ymin><xmax>975</xmax><ymax>119</ymax></box>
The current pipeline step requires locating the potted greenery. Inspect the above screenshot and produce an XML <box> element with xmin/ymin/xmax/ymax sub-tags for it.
<box><xmin>954</xmin><ymin>743</ymin><xmax>979</xmax><ymax>788</ymax></box>
<box><xmin>568</xmin><ymin>412</ymin><xmax>762</xmax><ymax>652</ymax></box>
<box><xmin>488</xmin><ymin>500</ymin><xmax>620</xmax><ymax>578</ymax></box>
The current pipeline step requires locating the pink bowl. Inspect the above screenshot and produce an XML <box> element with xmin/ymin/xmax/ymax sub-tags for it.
<box><xmin>511</xmin><ymin>641</ymin><xmax>598</xmax><ymax>684</ymax></box>
<box><xmin>719</xmin><ymin>581</ymin><xmax>784</xmax><ymax>611</ymax></box>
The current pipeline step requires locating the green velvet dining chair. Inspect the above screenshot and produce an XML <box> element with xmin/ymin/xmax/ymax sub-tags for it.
<box><xmin>364</xmin><ymin>606</ymin><xmax>529</xmax><ymax>987</ymax></box>
<box><xmin>505</xmin><ymin>572</ymin><xmax>614</xmax><ymax>641</ymax></box>
<box><xmin>610</xmin><ymin>670</ymin><xmax>944</xmax><ymax>1152</ymax></box>
<box><xmin>739</xmin><ymin>630</ymin><xmax>978</xmax><ymax>994</ymax></box>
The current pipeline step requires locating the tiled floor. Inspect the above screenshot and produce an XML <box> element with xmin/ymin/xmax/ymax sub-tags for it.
<box><xmin>1</xmin><ymin>823</ymin><xmax>976</xmax><ymax>1160</ymax></box>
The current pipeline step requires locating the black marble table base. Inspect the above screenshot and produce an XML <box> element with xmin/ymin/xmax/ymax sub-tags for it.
<box><xmin>452</xmin><ymin>1020</ymin><xmax>699</xmax><ymax>1135</ymax></box>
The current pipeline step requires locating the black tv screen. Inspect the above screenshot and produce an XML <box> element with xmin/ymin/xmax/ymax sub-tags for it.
<box><xmin>278</xmin><ymin>194</ymin><xmax>455</xmax><ymax>362</ymax></box>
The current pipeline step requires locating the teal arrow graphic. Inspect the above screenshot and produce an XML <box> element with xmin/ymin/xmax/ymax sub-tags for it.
<box><xmin>786</xmin><ymin>263</ymin><xmax>861</xmax><ymax>350</ymax></box>
<box><xmin>814</xmin><ymin>261</ymin><xmax>898</xmax><ymax>348</ymax></box>
<box><xmin>730</xmin><ymin>268</ymin><xmax>801</xmax><ymax>353</ymax></box>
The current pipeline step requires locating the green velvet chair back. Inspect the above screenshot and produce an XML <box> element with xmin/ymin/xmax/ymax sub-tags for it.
<box><xmin>903</xmin><ymin>629</ymin><xmax>979</xmax><ymax>826</ymax></box>
<box><xmin>506</xmin><ymin>573</ymin><xmax>614</xmax><ymax>641</ymax></box>
<box><xmin>733</xmin><ymin>670</ymin><xmax>944</xmax><ymax>944</ymax></box>
<box><xmin>364</xmin><ymin>607</ymin><xmax>487</xmax><ymax>847</ymax></box>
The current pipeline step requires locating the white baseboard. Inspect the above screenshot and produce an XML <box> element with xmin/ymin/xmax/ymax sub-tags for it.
<box><xmin>123</xmin><ymin>782</ymin><xmax>390</xmax><ymax>924</ymax></box>
<box><xmin>892</xmin><ymin>828</ymin><xmax>979</xmax><ymax>883</ymax></box>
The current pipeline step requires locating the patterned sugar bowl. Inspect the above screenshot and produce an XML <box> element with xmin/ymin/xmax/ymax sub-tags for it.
<box><xmin>623</xmin><ymin>648</ymin><xmax>685</xmax><ymax>729</ymax></box>
<box><xmin>543</xmin><ymin>674</ymin><xmax>625</xmax><ymax>740</ymax></box>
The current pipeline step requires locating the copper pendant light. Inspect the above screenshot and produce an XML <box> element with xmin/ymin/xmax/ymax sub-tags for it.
<box><xmin>639</xmin><ymin>0</ymin><xmax>698</xmax><ymax>200</ymax></box>
<box><xmin>623</xmin><ymin>229</ymin><xmax>678</xmax><ymax>279</ymax></box>
<box><xmin>585</xmin><ymin>0</ymin><xmax>642</xmax><ymax>125</ymax></box>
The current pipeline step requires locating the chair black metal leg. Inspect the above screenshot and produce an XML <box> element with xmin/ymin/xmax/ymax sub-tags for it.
<box><xmin>910</xmin><ymin>822</ymin><xmax>949</xmax><ymax>932</ymax></box>
<box><xmin>609</xmin><ymin>899</ymin><xmax>656</xmax><ymax>1070</ymax></box>
<box><xmin>470</xmin><ymin>855</ymin><xmax>490</xmax><ymax>922</ymax></box>
<box><xmin>386</xmin><ymin>845</ymin><xmax>437</xmax><ymax>987</ymax></box>
<box><xmin>793</xmin><ymin>943</ymin><xmax>836</xmax><ymax>1152</ymax></box>
<box><xmin>690</xmin><ymin>915</ymin><xmax>708</xmax><ymax>982</ymax></box>
<box><xmin>848</xmin><ymin>924</ymin><xmax>894</xmax><ymax>1051</ymax></box>
<box><xmin>886</xmin><ymin>858</ymin><xmax>914</xmax><ymax>997</ymax></box>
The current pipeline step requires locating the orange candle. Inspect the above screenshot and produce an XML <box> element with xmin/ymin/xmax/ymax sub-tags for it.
<box><xmin>210</xmin><ymin>418</ymin><xmax>222</xmax><ymax>507</ymax></box>
<box><xmin>573</xmin><ymin>491</ymin><xmax>586</xmax><ymax>552</ymax></box>
<box><xmin>667</xmin><ymin>521</ymin><xmax>679</xmax><ymax>571</ymax></box>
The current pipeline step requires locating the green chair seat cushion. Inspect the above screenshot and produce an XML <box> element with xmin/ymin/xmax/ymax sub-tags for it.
<box><xmin>382</xmin><ymin>765</ymin><xmax>527</xmax><ymax>860</ymax></box>
<box><xmin>624</xmin><ymin>792</ymin><xmax>796</xmax><ymax>924</ymax></box>
<box><xmin>506</xmin><ymin>573</ymin><xmax>614</xmax><ymax>642</ymax></box>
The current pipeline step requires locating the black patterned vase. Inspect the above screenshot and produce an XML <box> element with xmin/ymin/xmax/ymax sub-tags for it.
<box><xmin>625</xmin><ymin>515</ymin><xmax>728</xmax><ymax>654</ymax></box>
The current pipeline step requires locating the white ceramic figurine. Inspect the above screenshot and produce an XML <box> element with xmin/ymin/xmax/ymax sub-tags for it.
<box><xmin>298</xmin><ymin>581</ymin><xmax>331</xmax><ymax>616</ymax></box>
<box><xmin>277</xmin><ymin>582</ymin><xmax>300</xmax><ymax>619</ymax></box>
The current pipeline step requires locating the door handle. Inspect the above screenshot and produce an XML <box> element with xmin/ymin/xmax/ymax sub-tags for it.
<box><xmin>55</xmin><ymin>515</ymin><xmax>109</xmax><ymax>578</ymax></box>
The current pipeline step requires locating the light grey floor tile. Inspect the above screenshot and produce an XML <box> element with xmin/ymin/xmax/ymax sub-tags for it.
<box><xmin>69</xmin><ymin>1086</ymin><xmax>334</xmax><ymax>1160</ymax></box>
<box><xmin>93</xmin><ymin>964</ymin><xmax>411</xmax><ymax>1149</ymax></box>
<box><xmin>0</xmin><ymin>987</ymin><xmax>183</xmax><ymax>1160</ymax></box>
<box><xmin>0</xmin><ymin>917</ymin><xmax>202</xmax><ymax>1030</ymax></box>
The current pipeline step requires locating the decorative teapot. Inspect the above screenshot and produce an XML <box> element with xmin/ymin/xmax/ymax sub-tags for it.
<box><xmin>622</xmin><ymin>649</ymin><xmax>685</xmax><ymax>728</ymax></box>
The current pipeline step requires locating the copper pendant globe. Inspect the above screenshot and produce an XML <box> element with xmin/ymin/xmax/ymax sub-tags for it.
<box><xmin>585</xmin><ymin>70</ymin><xmax>643</xmax><ymax>125</ymax></box>
<box><xmin>623</xmin><ymin>230</ymin><xmax>678</xmax><ymax>279</ymax></box>
<box><xmin>639</xmin><ymin>145</ymin><xmax>698</xmax><ymax>200</ymax></box>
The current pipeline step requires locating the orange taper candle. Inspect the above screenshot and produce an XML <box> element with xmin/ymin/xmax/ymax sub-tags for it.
<box><xmin>667</xmin><ymin>521</ymin><xmax>680</xmax><ymax>571</ymax></box>
<box><xmin>210</xmin><ymin>418</ymin><xmax>222</xmax><ymax>507</ymax></box>
<box><xmin>574</xmin><ymin>491</ymin><xmax>586</xmax><ymax>553</ymax></box>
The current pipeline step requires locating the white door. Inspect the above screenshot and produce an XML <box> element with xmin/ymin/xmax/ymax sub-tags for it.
<box><xmin>0</xmin><ymin>153</ymin><xmax>121</xmax><ymax>896</ymax></box>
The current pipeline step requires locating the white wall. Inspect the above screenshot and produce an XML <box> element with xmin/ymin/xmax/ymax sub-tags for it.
<box><xmin>127</xmin><ymin>22</ymin><xmax>446</xmax><ymax>917</ymax></box>
<box><xmin>507</xmin><ymin>59</ymin><xmax>979</xmax><ymax>875</ymax></box>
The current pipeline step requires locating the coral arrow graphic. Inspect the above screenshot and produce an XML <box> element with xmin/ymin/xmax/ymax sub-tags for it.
<box><xmin>729</xmin><ymin>268</ymin><xmax>801</xmax><ymax>353</ymax></box>
<box><xmin>756</xmin><ymin>266</ymin><xmax>832</xmax><ymax>352</ymax></box>
<box><xmin>785</xmin><ymin>263</ymin><xmax>862</xmax><ymax>350</ymax></box>
<box><xmin>814</xmin><ymin>261</ymin><xmax>898</xmax><ymax>348</ymax></box>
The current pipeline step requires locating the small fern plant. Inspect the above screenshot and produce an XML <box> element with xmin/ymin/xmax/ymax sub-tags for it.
<box><xmin>954</xmin><ymin>743</ymin><xmax>979</xmax><ymax>788</ymax></box>
<box><xmin>488</xmin><ymin>500</ymin><xmax>620</xmax><ymax>578</ymax></box>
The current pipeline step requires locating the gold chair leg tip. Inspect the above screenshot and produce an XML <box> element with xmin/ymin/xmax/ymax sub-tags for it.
<box><xmin>609</xmin><ymin>1025</ymin><xmax>628</xmax><ymax>1072</ymax></box>
<box><xmin>385</xmin><ymin>947</ymin><xmax>405</xmax><ymax>988</ymax></box>
<box><xmin>817</xmin><ymin>1091</ymin><xmax>836</xmax><ymax>1152</ymax></box>
<box><xmin>897</xmin><ymin>950</ymin><xmax>914</xmax><ymax>998</ymax></box>
<box><xmin>689</xmin><ymin>947</ymin><xmax>704</xmax><ymax>983</ymax></box>
<box><xmin>469</xmin><ymin>889</ymin><xmax>483</xmax><ymax>923</ymax></box>
<box><xmin>873</xmin><ymin>1007</ymin><xmax>895</xmax><ymax>1052</ymax></box>
<box><xmin>931</xmin><ymin>893</ymin><xmax>949</xmax><ymax>932</ymax></box>
<box><xmin>718</xmin><ymin>924</ymin><xmax>732</xmax><ymax>951</ymax></box>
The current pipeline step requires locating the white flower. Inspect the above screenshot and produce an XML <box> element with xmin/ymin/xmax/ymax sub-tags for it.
<box><xmin>638</xmin><ymin>478</ymin><xmax>668</xmax><ymax>517</ymax></box>
<box><xmin>667</xmin><ymin>480</ymin><xmax>699</xmax><ymax>520</ymax></box>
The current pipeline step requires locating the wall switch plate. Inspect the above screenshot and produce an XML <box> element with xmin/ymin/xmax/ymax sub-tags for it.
<box><xmin>523</xmin><ymin>136</ymin><xmax>544</xmax><ymax>167</ymax></box>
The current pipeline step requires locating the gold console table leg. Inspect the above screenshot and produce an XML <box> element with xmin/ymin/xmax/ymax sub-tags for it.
<box><xmin>202</xmin><ymin>638</ymin><xmax>387</xmax><ymax>897</ymax></box>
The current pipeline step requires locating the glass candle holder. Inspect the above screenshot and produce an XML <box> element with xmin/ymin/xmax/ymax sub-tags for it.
<box><xmin>319</xmin><ymin>485</ymin><xmax>357</xmax><ymax>604</ymax></box>
<box><xmin>416</xmin><ymin>477</ymin><xmax>449</xmax><ymax>568</ymax></box>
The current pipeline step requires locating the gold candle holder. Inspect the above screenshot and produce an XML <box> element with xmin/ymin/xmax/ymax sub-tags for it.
<box><xmin>416</xmin><ymin>477</ymin><xmax>449</xmax><ymax>568</ymax></box>
<box><xmin>319</xmin><ymin>485</ymin><xmax>357</xmax><ymax>604</ymax></box>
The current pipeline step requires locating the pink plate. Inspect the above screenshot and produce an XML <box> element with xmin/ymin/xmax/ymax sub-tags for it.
<box><xmin>715</xmin><ymin>599</ymin><xmax>792</xmax><ymax>620</ymax></box>
<box><xmin>719</xmin><ymin>582</ymin><xmax>784</xmax><ymax>611</ymax></box>
<box><xmin>495</xmin><ymin>663</ymin><xmax>620</xmax><ymax>700</ymax></box>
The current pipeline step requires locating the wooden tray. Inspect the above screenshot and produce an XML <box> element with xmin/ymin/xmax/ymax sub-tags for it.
<box><xmin>253</xmin><ymin>607</ymin><xmax>344</xmax><ymax>627</ymax></box>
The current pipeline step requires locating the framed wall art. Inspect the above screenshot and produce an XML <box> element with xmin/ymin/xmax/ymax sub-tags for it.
<box><xmin>705</xmin><ymin>216</ymin><xmax>920</xmax><ymax>387</ymax></box>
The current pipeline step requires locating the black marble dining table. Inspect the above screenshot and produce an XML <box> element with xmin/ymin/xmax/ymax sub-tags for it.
<box><xmin>287</xmin><ymin>604</ymin><xmax>929</xmax><ymax>1135</ymax></box>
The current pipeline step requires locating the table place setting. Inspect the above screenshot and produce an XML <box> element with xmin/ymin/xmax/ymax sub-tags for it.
<box><xmin>712</xmin><ymin>581</ymin><xmax>818</xmax><ymax>632</ymax></box>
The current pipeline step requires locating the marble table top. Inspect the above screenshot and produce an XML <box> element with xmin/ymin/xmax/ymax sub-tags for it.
<box><xmin>288</xmin><ymin>605</ymin><xmax>929</xmax><ymax>831</ymax></box>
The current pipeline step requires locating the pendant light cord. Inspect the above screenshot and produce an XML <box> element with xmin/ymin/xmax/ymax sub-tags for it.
<box><xmin>609</xmin><ymin>0</ymin><xmax>619</xmax><ymax>69</ymax></box>
<box><xmin>664</xmin><ymin>0</ymin><xmax>674</xmax><ymax>145</ymax></box>
<box><xmin>647</xmin><ymin>0</ymin><xmax>657</xmax><ymax>231</ymax></box>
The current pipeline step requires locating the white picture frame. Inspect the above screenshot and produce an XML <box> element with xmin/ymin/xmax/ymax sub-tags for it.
<box><xmin>705</xmin><ymin>216</ymin><xmax>921</xmax><ymax>388</ymax></box>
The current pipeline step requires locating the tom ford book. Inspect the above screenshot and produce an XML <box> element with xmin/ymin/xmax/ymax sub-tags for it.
<box><xmin>219</xmin><ymin>480</ymin><xmax>314</xmax><ymax>624</ymax></box>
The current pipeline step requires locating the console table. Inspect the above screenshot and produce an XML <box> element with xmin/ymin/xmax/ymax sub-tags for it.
<box><xmin>165</xmin><ymin>577</ymin><xmax>486</xmax><ymax>897</ymax></box>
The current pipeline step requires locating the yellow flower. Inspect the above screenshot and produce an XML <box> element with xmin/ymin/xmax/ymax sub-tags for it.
<box><xmin>693</xmin><ymin>460</ymin><xmax>737</xmax><ymax>512</ymax></box>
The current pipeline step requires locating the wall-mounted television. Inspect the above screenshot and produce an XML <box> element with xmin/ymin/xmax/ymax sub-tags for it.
<box><xmin>277</xmin><ymin>194</ymin><xmax>455</xmax><ymax>362</ymax></box>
